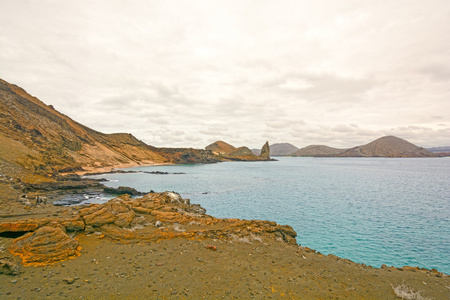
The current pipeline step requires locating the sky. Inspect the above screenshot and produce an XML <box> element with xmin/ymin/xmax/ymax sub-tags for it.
<box><xmin>1</xmin><ymin>0</ymin><xmax>449</xmax><ymax>149</ymax></box>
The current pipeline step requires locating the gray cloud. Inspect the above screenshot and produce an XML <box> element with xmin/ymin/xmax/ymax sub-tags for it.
<box><xmin>0</xmin><ymin>0</ymin><xmax>449</xmax><ymax>149</ymax></box>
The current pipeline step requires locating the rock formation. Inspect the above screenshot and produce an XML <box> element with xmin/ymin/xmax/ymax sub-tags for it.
<box><xmin>1</xmin><ymin>192</ymin><xmax>297</xmax><ymax>266</ymax></box>
<box><xmin>254</xmin><ymin>143</ymin><xmax>299</xmax><ymax>156</ymax></box>
<box><xmin>259</xmin><ymin>141</ymin><xmax>270</xmax><ymax>158</ymax></box>
<box><xmin>9</xmin><ymin>226</ymin><xmax>81</xmax><ymax>266</ymax></box>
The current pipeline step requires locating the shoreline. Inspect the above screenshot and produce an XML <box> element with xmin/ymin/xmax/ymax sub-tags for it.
<box><xmin>0</xmin><ymin>190</ymin><xmax>448</xmax><ymax>299</ymax></box>
<box><xmin>0</xmin><ymin>159</ymin><xmax>448</xmax><ymax>298</ymax></box>
<box><xmin>73</xmin><ymin>161</ymin><xmax>173</xmax><ymax>176</ymax></box>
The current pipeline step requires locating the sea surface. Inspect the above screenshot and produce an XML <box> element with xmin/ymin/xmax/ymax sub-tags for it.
<box><xmin>85</xmin><ymin>157</ymin><xmax>450</xmax><ymax>274</ymax></box>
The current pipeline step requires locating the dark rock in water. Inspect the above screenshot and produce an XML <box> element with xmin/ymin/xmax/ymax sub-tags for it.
<box><xmin>103</xmin><ymin>186</ymin><xmax>144</xmax><ymax>196</ymax></box>
<box><xmin>23</xmin><ymin>180</ymin><xmax>103</xmax><ymax>193</ymax></box>
<box><xmin>142</xmin><ymin>171</ymin><xmax>186</xmax><ymax>175</ymax></box>
<box><xmin>52</xmin><ymin>192</ymin><xmax>108</xmax><ymax>206</ymax></box>
<box><xmin>260</xmin><ymin>141</ymin><xmax>270</xmax><ymax>159</ymax></box>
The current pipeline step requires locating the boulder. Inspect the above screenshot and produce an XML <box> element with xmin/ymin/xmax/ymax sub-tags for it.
<box><xmin>78</xmin><ymin>199</ymin><xmax>135</xmax><ymax>228</ymax></box>
<box><xmin>9</xmin><ymin>226</ymin><xmax>81</xmax><ymax>266</ymax></box>
<box><xmin>0</xmin><ymin>257</ymin><xmax>20</xmax><ymax>275</ymax></box>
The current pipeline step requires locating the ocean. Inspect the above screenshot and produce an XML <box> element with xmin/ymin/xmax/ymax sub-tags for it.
<box><xmin>85</xmin><ymin>157</ymin><xmax>450</xmax><ymax>274</ymax></box>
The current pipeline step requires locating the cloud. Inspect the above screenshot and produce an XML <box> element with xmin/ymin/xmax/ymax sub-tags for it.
<box><xmin>0</xmin><ymin>0</ymin><xmax>449</xmax><ymax>149</ymax></box>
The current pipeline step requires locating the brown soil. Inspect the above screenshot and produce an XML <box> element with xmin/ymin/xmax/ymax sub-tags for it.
<box><xmin>1</xmin><ymin>233</ymin><xmax>448</xmax><ymax>299</ymax></box>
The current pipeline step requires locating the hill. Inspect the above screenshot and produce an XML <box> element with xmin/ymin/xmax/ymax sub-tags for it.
<box><xmin>427</xmin><ymin>146</ymin><xmax>450</xmax><ymax>153</ymax></box>
<box><xmin>0</xmin><ymin>78</ymin><xmax>217</xmax><ymax>179</ymax></box>
<box><xmin>292</xmin><ymin>145</ymin><xmax>347</xmax><ymax>157</ymax></box>
<box><xmin>205</xmin><ymin>141</ymin><xmax>236</xmax><ymax>155</ymax></box>
<box><xmin>205</xmin><ymin>141</ymin><xmax>272</xmax><ymax>161</ymax></box>
<box><xmin>253</xmin><ymin>143</ymin><xmax>299</xmax><ymax>156</ymax></box>
<box><xmin>339</xmin><ymin>136</ymin><xmax>436</xmax><ymax>157</ymax></box>
<box><xmin>427</xmin><ymin>146</ymin><xmax>450</xmax><ymax>156</ymax></box>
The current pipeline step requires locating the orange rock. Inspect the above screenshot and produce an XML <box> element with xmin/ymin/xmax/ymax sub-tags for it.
<box><xmin>59</xmin><ymin>217</ymin><xmax>85</xmax><ymax>232</ymax></box>
<box><xmin>113</xmin><ymin>211</ymin><xmax>136</xmax><ymax>228</ymax></box>
<box><xmin>9</xmin><ymin>226</ymin><xmax>81</xmax><ymax>266</ymax></box>
<box><xmin>0</xmin><ymin>220</ymin><xmax>39</xmax><ymax>233</ymax></box>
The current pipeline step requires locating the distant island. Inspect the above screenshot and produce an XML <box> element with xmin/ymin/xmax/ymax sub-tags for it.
<box><xmin>205</xmin><ymin>140</ymin><xmax>272</xmax><ymax>161</ymax></box>
<box><xmin>253</xmin><ymin>137</ymin><xmax>440</xmax><ymax>158</ymax></box>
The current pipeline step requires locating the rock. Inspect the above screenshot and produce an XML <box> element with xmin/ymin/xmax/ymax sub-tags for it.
<box><xmin>63</xmin><ymin>277</ymin><xmax>76</xmax><ymax>284</ymax></box>
<box><xmin>155</xmin><ymin>220</ymin><xmax>163</xmax><ymax>227</ymax></box>
<box><xmin>260</xmin><ymin>141</ymin><xmax>270</xmax><ymax>159</ymax></box>
<box><xmin>113</xmin><ymin>211</ymin><xmax>136</xmax><ymax>228</ymax></box>
<box><xmin>9</xmin><ymin>226</ymin><xmax>81</xmax><ymax>266</ymax></box>
<box><xmin>0</xmin><ymin>257</ymin><xmax>20</xmax><ymax>275</ymax></box>
<box><xmin>0</xmin><ymin>220</ymin><xmax>39</xmax><ymax>234</ymax></box>
<box><xmin>60</xmin><ymin>217</ymin><xmax>85</xmax><ymax>232</ymax></box>
<box><xmin>103</xmin><ymin>186</ymin><xmax>144</xmax><ymax>196</ymax></box>
<box><xmin>78</xmin><ymin>198</ymin><xmax>135</xmax><ymax>227</ymax></box>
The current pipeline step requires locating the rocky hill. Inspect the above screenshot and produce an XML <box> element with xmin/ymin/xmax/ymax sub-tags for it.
<box><xmin>205</xmin><ymin>141</ymin><xmax>272</xmax><ymax>161</ymax></box>
<box><xmin>292</xmin><ymin>145</ymin><xmax>348</xmax><ymax>157</ymax></box>
<box><xmin>0</xmin><ymin>78</ymin><xmax>217</xmax><ymax>180</ymax></box>
<box><xmin>205</xmin><ymin>141</ymin><xmax>236</xmax><ymax>155</ymax></box>
<box><xmin>340</xmin><ymin>136</ymin><xmax>436</xmax><ymax>157</ymax></box>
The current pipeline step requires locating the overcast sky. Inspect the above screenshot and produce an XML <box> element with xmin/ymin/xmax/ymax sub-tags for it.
<box><xmin>1</xmin><ymin>0</ymin><xmax>449</xmax><ymax>149</ymax></box>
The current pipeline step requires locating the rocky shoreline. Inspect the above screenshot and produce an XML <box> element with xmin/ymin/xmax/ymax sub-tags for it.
<box><xmin>0</xmin><ymin>178</ymin><xmax>449</xmax><ymax>299</ymax></box>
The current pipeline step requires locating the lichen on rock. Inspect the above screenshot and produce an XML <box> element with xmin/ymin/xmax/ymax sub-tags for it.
<box><xmin>9</xmin><ymin>226</ymin><xmax>81</xmax><ymax>266</ymax></box>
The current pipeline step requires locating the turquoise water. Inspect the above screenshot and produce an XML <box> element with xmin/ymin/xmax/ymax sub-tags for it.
<box><xmin>86</xmin><ymin>157</ymin><xmax>450</xmax><ymax>274</ymax></box>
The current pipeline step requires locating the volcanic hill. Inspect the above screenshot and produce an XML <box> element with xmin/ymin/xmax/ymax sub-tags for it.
<box><xmin>293</xmin><ymin>145</ymin><xmax>348</xmax><ymax>157</ymax></box>
<box><xmin>0</xmin><ymin>78</ymin><xmax>217</xmax><ymax>180</ymax></box>
<box><xmin>205</xmin><ymin>141</ymin><xmax>272</xmax><ymax>161</ymax></box>
<box><xmin>340</xmin><ymin>136</ymin><xmax>436</xmax><ymax>157</ymax></box>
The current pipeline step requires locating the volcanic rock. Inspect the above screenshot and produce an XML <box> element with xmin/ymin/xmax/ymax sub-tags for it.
<box><xmin>259</xmin><ymin>141</ymin><xmax>270</xmax><ymax>158</ymax></box>
<box><xmin>9</xmin><ymin>226</ymin><xmax>81</xmax><ymax>266</ymax></box>
<box><xmin>0</xmin><ymin>258</ymin><xmax>20</xmax><ymax>275</ymax></box>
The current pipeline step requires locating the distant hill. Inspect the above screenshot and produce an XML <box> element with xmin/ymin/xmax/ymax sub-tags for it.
<box><xmin>206</xmin><ymin>141</ymin><xmax>272</xmax><ymax>161</ymax></box>
<box><xmin>339</xmin><ymin>136</ymin><xmax>436</xmax><ymax>157</ymax></box>
<box><xmin>292</xmin><ymin>145</ymin><xmax>347</xmax><ymax>157</ymax></box>
<box><xmin>205</xmin><ymin>141</ymin><xmax>237</xmax><ymax>155</ymax></box>
<box><xmin>427</xmin><ymin>146</ymin><xmax>450</xmax><ymax>153</ymax></box>
<box><xmin>253</xmin><ymin>143</ymin><xmax>299</xmax><ymax>156</ymax></box>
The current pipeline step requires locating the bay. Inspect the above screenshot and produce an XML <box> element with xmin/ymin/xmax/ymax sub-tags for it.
<box><xmin>86</xmin><ymin>157</ymin><xmax>450</xmax><ymax>274</ymax></box>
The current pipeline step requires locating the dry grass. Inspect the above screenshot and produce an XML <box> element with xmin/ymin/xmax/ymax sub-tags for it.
<box><xmin>392</xmin><ymin>283</ymin><xmax>430</xmax><ymax>300</ymax></box>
